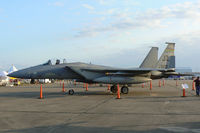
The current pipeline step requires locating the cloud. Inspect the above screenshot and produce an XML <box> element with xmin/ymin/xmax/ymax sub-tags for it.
<box><xmin>158</xmin><ymin>31</ymin><xmax>200</xmax><ymax>46</ymax></box>
<box><xmin>90</xmin><ymin>8</ymin><xmax>117</xmax><ymax>15</ymax></box>
<box><xmin>75</xmin><ymin>0</ymin><xmax>200</xmax><ymax>38</ymax></box>
<box><xmin>96</xmin><ymin>0</ymin><xmax>140</xmax><ymax>6</ymax></box>
<box><xmin>75</xmin><ymin>30</ymin><xmax>98</xmax><ymax>38</ymax></box>
<box><xmin>138</xmin><ymin>1</ymin><xmax>200</xmax><ymax>20</ymax></box>
<box><xmin>87</xmin><ymin>30</ymin><xmax>200</xmax><ymax>70</ymax></box>
<box><xmin>74</xmin><ymin>18</ymin><xmax>163</xmax><ymax>38</ymax></box>
<box><xmin>93</xmin><ymin>48</ymin><xmax>145</xmax><ymax>68</ymax></box>
<box><xmin>96</xmin><ymin>0</ymin><xmax>113</xmax><ymax>5</ymax></box>
<box><xmin>16</xmin><ymin>25</ymin><xmax>24</xmax><ymax>29</ymax></box>
<box><xmin>82</xmin><ymin>4</ymin><xmax>95</xmax><ymax>10</ymax></box>
<box><xmin>155</xmin><ymin>30</ymin><xmax>200</xmax><ymax>71</ymax></box>
<box><xmin>97</xmin><ymin>0</ymin><xmax>107</xmax><ymax>5</ymax></box>
<box><xmin>48</xmin><ymin>2</ymin><xmax>64</xmax><ymax>7</ymax></box>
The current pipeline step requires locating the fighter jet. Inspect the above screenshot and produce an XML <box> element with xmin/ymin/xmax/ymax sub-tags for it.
<box><xmin>8</xmin><ymin>42</ymin><xmax>180</xmax><ymax>95</ymax></box>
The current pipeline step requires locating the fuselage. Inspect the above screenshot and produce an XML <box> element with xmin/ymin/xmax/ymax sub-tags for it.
<box><xmin>8</xmin><ymin>62</ymin><xmax>175</xmax><ymax>84</ymax></box>
<box><xmin>8</xmin><ymin>63</ymin><xmax>84</xmax><ymax>79</ymax></box>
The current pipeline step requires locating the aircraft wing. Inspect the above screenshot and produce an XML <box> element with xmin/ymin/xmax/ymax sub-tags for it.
<box><xmin>163</xmin><ymin>72</ymin><xmax>194</xmax><ymax>76</ymax></box>
<box><xmin>81</xmin><ymin>68</ymin><xmax>170</xmax><ymax>73</ymax></box>
<box><xmin>65</xmin><ymin>66</ymin><xmax>154</xmax><ymax>83</ymax></box>
<box><xmin>65</xmin><ymin>66</ymin><xmax>155</xmax><ymax>78</ymax></box>
<box><xmin>81</xmin><ymin>68</ymin><xmax>152</xmax><ymax>76</ymax></box>
<box><xmin>65</xmin><ymin>65</ymin><xmax>176</xmax><ymax>83</ymax></box>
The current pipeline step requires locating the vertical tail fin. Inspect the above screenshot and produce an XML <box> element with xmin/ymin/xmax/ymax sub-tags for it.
<box><xmin>156</xmin><ymin>42</ymin><xmax>175</xmax><ymax>69</ymax></box>
<box><xmin>140</xmin><ymin>47</ymin><xmax>158</xmax><ymax>68</ymax></box>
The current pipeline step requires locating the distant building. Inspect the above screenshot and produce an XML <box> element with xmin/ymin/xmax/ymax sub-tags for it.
<box><xmin>168</xmin><ymin>67</ymin><xmax>193</xmax><ymax>80</ymax></box>
<box><xmin>176</xmin><ymin>67</ymin><xmax>193</xmax><ymax>80</ymax></box>
<box><xmin>176</xmin><ymin>67</ymin><xmax>192</xmax><ymax>73</ymax></box>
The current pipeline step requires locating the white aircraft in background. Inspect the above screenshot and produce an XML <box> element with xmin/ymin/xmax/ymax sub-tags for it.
<box><xmin>0</xmin><ymin>71</ymin><xmax>9</xmax><ymax>86</ymax></box>
<box><xmin>0</xmin><ymin>65</ymin><xmax>18</xmax><ymax>86</ymax></box>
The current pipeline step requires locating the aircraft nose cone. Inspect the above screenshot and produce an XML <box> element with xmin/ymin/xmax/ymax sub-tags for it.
<box><xmin>8</xmin><ymin>71</ymin><xmax>21</xmax><ymax>78</ymax></box>
<box><xmin>8</xmin><ymin>70</ymin><xmax>31</xmax><ymax>79</ymax></box>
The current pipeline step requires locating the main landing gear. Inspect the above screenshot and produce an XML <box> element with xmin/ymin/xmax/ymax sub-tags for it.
<box><xmin>110</xmin><ymin>85</ymin><xmax>118</xmax><ymax>93</ymax></box>
<box><xmin>68</xmin><ymin>89</ymin><xmax>75</xmax><ymax>95</ymax></box>
<box><xmin>110</xmin><ymin>85</ymin><xmax>129</xmax><ymax>94</ymax></box>
<box><xmin>121</xmin><ymin>86</ymin><xmax>129</xmax><ymax>94</ymax></box>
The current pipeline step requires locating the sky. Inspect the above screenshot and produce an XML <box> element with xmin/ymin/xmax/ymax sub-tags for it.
<box><xmin>0</xmin><ymin>0</ymin><xmax>200</xmax><ymax>71</ymax></box>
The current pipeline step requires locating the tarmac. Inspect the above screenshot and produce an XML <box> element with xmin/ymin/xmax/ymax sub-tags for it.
<box><xmin>0</xmin><ymin>80</ymin><xmax>200</xmax><ymax>133</ymax></box>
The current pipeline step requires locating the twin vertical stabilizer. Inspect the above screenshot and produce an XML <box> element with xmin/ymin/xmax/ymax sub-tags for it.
<box><xmin>140</xmin><ymin>42</ymin><xmax>175</xmax><ymax>69</ymax></box>
<box><xmin>139</xmin><ymin>47</ymin><xmax>158</xmax><ymax>68</ymax></box>
<box><xmin>155</xmin><ymin>42</ymin><xmax>175</xmax><ymax>69</ymax></box>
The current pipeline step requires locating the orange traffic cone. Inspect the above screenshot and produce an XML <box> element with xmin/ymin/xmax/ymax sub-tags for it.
<box><xmin>182</xmin><ymin>88</ymin><xmax>186</xmax><ymax>97</ymax></box>
<box><xmin>86</xmin><ymin>83</ymin><xmax>88</xmax><ymax>91</ymax></box>
<box><xmin>159</xmin><ymin>80</ymin><xmax>161</xmax><ymax>87</ymax></box>
<box><xmin>40</xmin><ymin>84</ymin><xmax>43</xmax><ymax>99</ymax></box>
<box><xmin>62</xmin><ymin>82</ymin><xmax>65</xmax><ymax>92</ymax></box>
<box><xmin>150</xmin><ymin>80</ymin><xmax>152</xmax><ymax>90</ymax></box>
<box><xmin>107</xmin><ymin>84</ymin><xmax>110</xmax><ymax>90</ymax></box>
<box><xmin>192</xmin><ymin>81</ymin><xmax>195</xmax><ymax>91</ymax></box>
<box><xmin>142</xmin><ymin>83</ymin><xmax>144</xmax><ymax>88</ymax></box>
<box><xmin>117</xmin><ymin>84</ymin><xmax>121</xmax><ymax>99</ymax></box>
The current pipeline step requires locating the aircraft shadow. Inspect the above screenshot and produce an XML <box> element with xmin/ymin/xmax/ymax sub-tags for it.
<box><xmin>0</xmin><ymin>92</ymin><xmax>67</xmax><ymax>99</ymax></box>
<box><xmin>2</xmin><ymin>121</ymin><xmax>200</xmax><ymax>133</ymax></box>
<box><xmin>0</xmin><ymin>91</ymin><xmax>114</xmax><ymax>99</ymax></box>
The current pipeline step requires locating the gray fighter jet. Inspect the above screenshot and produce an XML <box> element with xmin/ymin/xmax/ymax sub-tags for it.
<box><xmin>8</xmin><ymin>42</ymin><xmax>180</xmax><ymax>95</ymax></box>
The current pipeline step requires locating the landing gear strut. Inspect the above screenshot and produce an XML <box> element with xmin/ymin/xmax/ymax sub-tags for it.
<box><xmin>110</xmin><ymin>85</ymin><xmax>117</xmax><ymax>93</ymax></box>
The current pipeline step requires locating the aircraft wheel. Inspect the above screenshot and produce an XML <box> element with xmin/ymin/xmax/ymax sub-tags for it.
<box><xmin>110</xmin><ymin>85</ymin><xmax>117</xmax><ymax>93</ymax></box>
<box><xmin>68</xmin><ymin>89</ymin><xmax>74</xmax><ymax>95</ymax></box>
<box><xmin>121</xmin><ymin>86</ymin><xmax>129</xmax><ymax>94</ymax></box>
<box><xmin>30</xmin><ymin>79</ymin><xmax>35</xmax><ymax>84</ymax></box>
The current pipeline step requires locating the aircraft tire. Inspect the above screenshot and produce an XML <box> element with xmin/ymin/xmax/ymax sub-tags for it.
<box><xmin>30</xmin><ymin>79</ymin><xmax>35</xmax><ymax>84</ymax></box>
<box><xmin>121</xmin><ymin>86</ymin><xmax>129</xmax><ymax>94</ymax></box>
<box><xmin>68</xmin><ymin>89</ymin><xmax>75</xmax><ymax>95</ymax></box>
<box><xmin>110</xmin><ymin>85</ymin><xmax>117</xmax><ymax>93</ymax></box>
